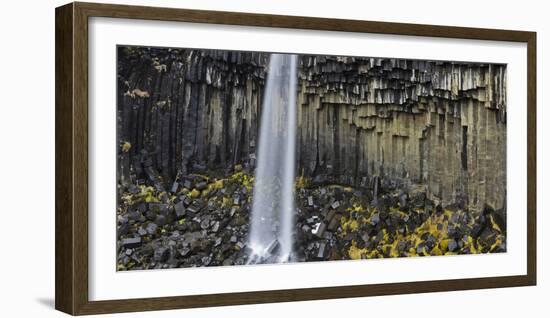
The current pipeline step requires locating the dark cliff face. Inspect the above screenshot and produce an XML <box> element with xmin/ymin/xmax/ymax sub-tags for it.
<box><xmin>296</xmin><ymin>56</ymin><xmax>506</xmax><ymax>213</ymax></box>
<box><xmin>117</xmin><ymin>46</ymin><xmax>506</xmax><ymax>213</ymax></box>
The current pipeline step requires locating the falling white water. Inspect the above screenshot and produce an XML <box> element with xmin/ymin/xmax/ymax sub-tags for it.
<box><xmin>248</xmin><ymin>53</ymin><xmax>298</xmax><ymax>264</ymax></box>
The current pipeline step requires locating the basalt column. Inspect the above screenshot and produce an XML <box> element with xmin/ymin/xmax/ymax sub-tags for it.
<box><xmin>117</xmin><ymin>48</ymin><xmax>506</xmax><ymax>214</ymax></box>
<box><xmin>295</xmin><ymin>57</ymin><xmax>506</xmax><ymax>213</ymax></box>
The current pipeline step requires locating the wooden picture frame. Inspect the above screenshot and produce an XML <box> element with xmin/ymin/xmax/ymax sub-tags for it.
<box><xmin>55</xmin><ymin>2</ymin><xmax>537</xmax><ymax>315</ymax></box>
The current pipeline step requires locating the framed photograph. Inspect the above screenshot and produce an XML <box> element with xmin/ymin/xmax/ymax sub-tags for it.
<box><xmin>55</xmin><ymin>2</ymin><xmax>536</xmax><ymax>315</ymax></box>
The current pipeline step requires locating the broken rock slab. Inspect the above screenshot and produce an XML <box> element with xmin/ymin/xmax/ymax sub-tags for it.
<box><xmin>121</xmin><ymin>237</ymin><xmax>142</xmax><ymax>249</ymax></box>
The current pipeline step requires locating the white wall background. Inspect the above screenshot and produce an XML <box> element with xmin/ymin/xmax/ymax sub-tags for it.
<box><xmin>0</xmin><ymin>0</ymin><xmax>547</xmax><ymax>317</ymax></box>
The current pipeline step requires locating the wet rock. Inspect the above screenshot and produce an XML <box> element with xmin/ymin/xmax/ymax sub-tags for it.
<box><xmin>140</xmin><ymin>244</ymin><xmax>154</xmax><ymax>257</ymax></box>
<box><xmin>425</xmin><ymin>235</ymin><xmax>436</xmax><ymax>250</ymax></box>
<box><xmin>327</xmin><ymin>216</ymin><xmax>341</xmax><ymax>231</ymax></box>
<box><xmin>211</xmin><ymin>221</ymin><xmax>220</xmax><ymax>233</ymax></box>
<box><xmin>448</xmin><ymin>239</ymin><xmax>458</xmax><ymax>252</ymax></box>
<box><xmin>207</xmin><ymin>200</ymin><xmax>217</xmax><ymax>211</ymax></box>
<box><xmin>471</xmin><ymin>215</ymin><xmax>486</xmax><ymax>238</ymax></box>
<box><xmin>117</xmin><ymin>223</ymin><xmax>130</xmax><ymax>236</ymax></box>
<box><xmin>222</xmin><ymin>258</ymin><xmax>234</xmax><ymax>266</ymax></box>
<box><xmin>371</xmin><ymin>213</ymin><xmax>380</xmax><ymax>225</ymax></box>
<box><xmin>186</xmin><ymin>204</ymin><xmax>201</xmax><ymax>215</ymax></box>
<box><xmin>136</xmin><ymin>202</ymin><xmax>147</xmax><ymax>213</ymax></box>
<box><xmin>181</xmin><ymin>196</ymin><xmax>191</xmax><ymax>207</ymax></box>
<box><xmin>195</xmin><ymin>181</ymin><xmax>208</xmax><ymax>190</ymax></box>
<box><xmin>172</xmin><ymin>201</ymin><xmax>183</xmax><ymax>217</ymax></box>
<box><xmin>154</xmin><ymin>214</ymin><xmax>167</xmax><ymax>227</ymax></box>
<box><xmin>325</xmin><ymin>210</ymin><xmax>336</xmax><ymax>223</ymax></box>
<box><xmin>193</xmin><ymin>163</ymin><xmax>207</xmax><ymax>172</ymax></box>
<box><xmin>146</xmin><ymin>223</ymin><xmax>158</xmax><ymax>235</ymax></box>
<box><xmin>149</xmin><ymin>203</ymin><xmax>168</xmax><ymax>213</ymax></box>
<box><xmin>182</xmin><ymin>179</ymin><xmax>193</xmax><ymax>190</ymax></box>
<box><xmin>399</xmin><ymin>192</ymin><xmax>409</xmax><ymax>210</ymax></box>
<box><xmin>235</xmin><ymin>242</ymin><xmax>245</xmax><ymax>250</ymax></box>
<box><xmin>317</xmin><ymin>242</ymin><xmax>327</xmax><ymax>259</ymax></box>
<box><xmin>128</xmin><ymin>184</ymin><xmax>140</xmax><ymax>194</ymax></box>
<box><xmin>190</xmin><ymin>238</ymin><xmax>210</xmax><ymax>252</ymax></box>
<box><xmin>233</xmin><ymin>195</ymin><xmax>240</xmax><ymax>205</ymax></box>
<box><xmin>266</xmin><ymin>239</ymin><xmax>280</xmax><ymax>255</ymax></box>
<box><xmin>121</xmin><ymin>237</ymin><xmax>142</xmax><ymax>249</ymax></box>
<box><xmin>314</xmin><ymin>222</ymin><xmax>327</xmax><ymax>238</ymax></box>
<box><xmin>201</xmin><ymin>256</ymin><xmax>212</xmax><ymax>266</ymax></box>
<box><xmin>154</xmin><ymin>246</ymin><xmax>170</xmax><ymax>262</ymax></box>
<box><xmin>145</xmin><ymin>210</ymin><xmax>157</xmax><ymax>221</ymax></box>
<box><xmin>127</xmin><ymin>210</ymin><xmax>142</xmax><ymax>222</ymax></box>
<box><xmin>170</xmin><ymin>181</ymin><xmax>179</xmax><ymax>193</ymax></box>
<box><xmin>114</xmin><ymin>215</ymin><xmax>125</xmax><ymax>226</ymax></box>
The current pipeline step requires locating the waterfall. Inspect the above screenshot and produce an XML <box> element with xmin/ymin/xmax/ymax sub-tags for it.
<box><xmin>247</xmin><ymin>53</ymin><xmax>298</xmax><ymax>264</ymax></box>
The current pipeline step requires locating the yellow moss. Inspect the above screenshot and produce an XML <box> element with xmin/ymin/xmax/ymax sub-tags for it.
<box><xmin>229</xmin><ymin>171</ymin><xmax>252</xmax><ymax>190</ymax></box>
<box><xmin>212</xmin><ymin>179</ymin><xmax>224</xmax><ymax>189</ymax></box>
<box><xmin>222</xmin><ymin>196</ymin><xmax>232</xmax><ymax>208</ymax></box>
<box><xmin>242</xmin><ymin>175</ymin><xmax>253</xmax><ymax>191</ymax></box>
<box><xmin>431</xmin><ymin>246</ymin><xmax>443</xmax><ymax>256</ymax></box>
<box><xmin>408</xmin><ymin>247</ymin><xmax>417</xmax><ymax>256</ymax></box>
<box><xmin>440</xmin><ymin>239</ymin><xmax>451</xmax><ymax>252</ymax></box>
<box><xmin>120</xmin><ymin>193</ymin><xmax>133</xmax><ymax>204</ymax></box>
<box><xmin>230</xmin><ymin>171</ymin><xmax>243</xmax><ymax>180</ymax></box>
<box><xmin>348</xmin><ymin>241</ymin><xmax>367</xmax><ymax>260</ymax></box>
<box><xmin>351</xmin><ymin>203</ymin><xmax>365</xmax><ymax>214</ymax></box>
<box><xmin>462</xmin><ymin>235</ymin><xmax>481</xmax><ymax>254</ymax></box>
<box><xmin>188</xmin><ymin>188</ymin><xmax>200</xmax><ymax>198</ymax></box>
<box><xmin>349</xmin><ymin>220</ymin><xmax>359</xmax><ymax>231</ymax></box>
<box><xmin>490</xmin><ymin>235</ymin><xmax>504</xmax><ymax>252</ymax></box>
<box><xmin>388</xmin><ymin>239</ymin><xmax>400</xmax><ymax>257</ymax></box>
<box><xmin>368</xmin><ymin>250</ymin><xmax>381</xmax><ymax>258</ymax></box>
<box><xmin>138</xmin><ymin>186</ymin><xmax>158</xmax><ymax>203</ymax></box>
<box><xmin>121</xmin><ymin>141</ymin><xmax>132</xmax><ymax>153</ymax></box>
<box><xmin>443</xmin><ymin>209</ymin><xmax>453</xmax><ymax>219</ymax></box>
<box><xmin>341</xmin><ymin>216</ymin><xmax>359</xmax><ymax>234</ymax></box>
<box><xmin>381</xmin><ymin>229</ymin><xmax>389</xmax><ymax>243</ymax></box>
<box><xmin>295</xmin><ymin>172</ymin><xmax>309</xmax><ymax>189</ymax></box>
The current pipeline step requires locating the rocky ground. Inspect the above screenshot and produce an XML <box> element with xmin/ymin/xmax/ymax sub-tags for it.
<box><xmin>116</xmin><ymin>165</ymin><xmax>506</xmax><ymax>271</ymax></box>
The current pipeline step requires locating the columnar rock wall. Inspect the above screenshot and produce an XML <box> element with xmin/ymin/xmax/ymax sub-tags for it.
<box><xmin>296</xmin><ymin>56</ymin><xmax>507</xmax><ymax>213</ymax></box>
<box><xmin>117</xmin><ymin>47</ymin><xmax>267</xmax><ymax>184</ymax></box>
<box><xmin>117</xmin><ymin>47</ymin><xmax>507</xmax><ymax>213</ymax></box>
